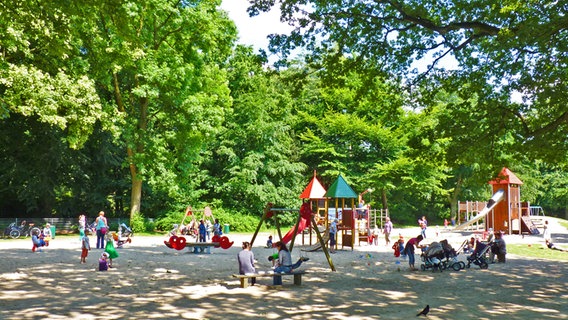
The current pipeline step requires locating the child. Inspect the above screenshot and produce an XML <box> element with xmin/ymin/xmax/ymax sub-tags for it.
<box><xmin>104</xmin><ymin>232</ymin><xmax>119</xmax><ymax>268</ymax></box>
<box><xmin>169</xmin><ymin>224</ymin><xmax>179</xmax><ymax>237</ymax></box>
<box><xmin>43</xmin><ymin>223</ymin><xmax>52</xmax><ymax>247</ymax></box>
<box><xmin>392</xmin><ymin>241</ymin><xmax>401</xmax><ymax>257</ymax></box>
<box><xmin>99</xmin><ymin>252</ymin><xmax>110</xmax><ymax>271</ymax></box>
<box><xmin>268</xmin><ymin>252</ymin><xmax>279</xmax><ymax>267</ymax></box>
<box><xmin>198</xmin><ymin>220</ymin><xmax>207</xmax><ymax>242</ymax></box>
<box><xmin>329</xmin><ymin>219</ymin><xmax>338</xmax><ymax>253</ymax></box>
<box><xmin>371</xmin><ymin>225</ymin><xmax>380</xmax><ymax>245</ymax></box>
<box><xmin>31</xmin><ymin>229</ymin><xmax>45</xmax><ymax>252</ymax></box>
<box><xmin>205</xmin><ymin>219</ymin><xmax>212</xmax><ymax>240</ymax></box>
<box><xmin>266</xmin><ymin>235</ymin><xmax>273</xmax><ymax>248</ymax></box>
<box><xmin>81</xmin><ymin>232</ymin><xmax>91</xmax><ymax>263</ymax></box>
<box><xmin>213</xmin><ymin>219</ymin><xmax>222</xmax><ymax>237</ymax></box>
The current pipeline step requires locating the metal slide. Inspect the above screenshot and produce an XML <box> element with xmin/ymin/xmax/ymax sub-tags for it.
<box><xmin>454</xmin><ymin>189</ymin><xmax>505</xmax><ymax>231</ymax></box>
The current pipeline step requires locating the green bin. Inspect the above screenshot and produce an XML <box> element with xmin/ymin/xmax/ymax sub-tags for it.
<box><xmin>223</xmin><ymin>224</ymin><xmax>230</xmax><ymax>234</ymax></box>
<box><xmin>50</xmin><ymin>225</ymin><xmax>56</xmax><ymax>239</ymax></box>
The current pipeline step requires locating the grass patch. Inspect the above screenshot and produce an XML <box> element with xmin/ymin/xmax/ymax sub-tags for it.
<box><xmin>507</xmin><ymin>243</ymin><xmax>568</xmax><ymax>262</ymax></box>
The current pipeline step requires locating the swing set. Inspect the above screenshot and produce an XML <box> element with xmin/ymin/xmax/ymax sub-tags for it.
<box><xmin>250</xmin><ymin>202</ymin><xmax>336</xmax><ymax>271</ymax></box>
<box><xmin>165</xmin><ymin>206</ymin><xmax>233</xmax><ymax>252</ymax></box>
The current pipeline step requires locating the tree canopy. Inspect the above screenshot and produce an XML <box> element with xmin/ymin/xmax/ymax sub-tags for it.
<box><xmin>249</xmin><ymin>0</ymin><xmax>568</xmax><ymax>161</ymax></box>
<box><xmin>1</xmin><ymin>1</ymin><xmax>567</xmax><ymax>225</ymax></box>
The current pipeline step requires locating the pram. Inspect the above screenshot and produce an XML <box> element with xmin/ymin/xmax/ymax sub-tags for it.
<box><xmin>112</xmin><ymin>223</ymin><xmax>133</xmax><ymax>248</ymax></box>
<box><xmin>466</xmin><ymin>240</ymin><xmax>491</xmax><ymax>269</ymax></box>
<box><xmin>439</xmin><ymin>239</ymin><xmax>466</xmax><ymax>271</ymax></box>
<box><xmin>420</xmin><ymin>241</ymin><xmax>445</xmax><ymax>272</ymax></box>
<box><xmin>421</xmin><ymin>240</ymin><xmax>466</xmax><ymax>272</ymax></box>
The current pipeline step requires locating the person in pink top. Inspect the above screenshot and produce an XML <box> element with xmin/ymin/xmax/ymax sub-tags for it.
<box><xmin>404</xmin><ymin>235</ymin><xmax>423</xmax><ymax>271</ymax></box>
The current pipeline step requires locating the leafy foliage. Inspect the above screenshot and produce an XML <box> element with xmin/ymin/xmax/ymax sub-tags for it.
<box><xmin>249</xmin><ymin>0</ymin><xmax>568</xmax><ymax>162</ymax></box>
<box><xmin>2</xmin><ymin>1</ymin><xmax>568</xmax><ymax>228</ymax></box>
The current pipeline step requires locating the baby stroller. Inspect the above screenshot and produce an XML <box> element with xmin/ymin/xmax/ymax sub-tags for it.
<box><xmin>466</xmin><ymin>240</ymin><xmax>491</xmax><ymax>269</ymax></box>
<box><xmin>439</xmin><ymin>239</ymin><xmax>466</xmax><ymax>271</ymax></box>
<box><xmin>112</xmin><ymin>223</ymin><xmax>133</xmax><ymax>248</ymax></box>
<box><xmin>420</xmin><ymin>242</ymin><xmax>445</xmax><ymax>272</ymax></box>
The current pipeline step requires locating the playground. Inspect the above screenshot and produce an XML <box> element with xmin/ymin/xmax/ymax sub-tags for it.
<box><xmin>1</xmin><ymin>221</ymin><xmax>568</xmax><ymax>319</ymax></box>
<box><xmin>2</xmin><ymin>170</ymin><xmax>568</xmax><ymax>319</ymax></box>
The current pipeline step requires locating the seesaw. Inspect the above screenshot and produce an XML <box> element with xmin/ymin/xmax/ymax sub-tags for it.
<box><xmin>164</xmin><ymin>234</ymin><xmax>233</xmax><ymax>254</ymax></box>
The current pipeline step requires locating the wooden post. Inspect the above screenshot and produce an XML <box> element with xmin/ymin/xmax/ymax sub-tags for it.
<box><xmin>312</xmin><ymin>215</ymin><xmax>336</xmax><ymax>271</ymax></box>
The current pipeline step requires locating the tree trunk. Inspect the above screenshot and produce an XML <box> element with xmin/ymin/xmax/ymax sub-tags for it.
<box><xmin>381</xmin><ymin>189</ymin><xmax>388</xmax><ymax>210</ymax></box>
<box><xmin>130</xmin><ymin>176</ymin><xmax>142</xmax><ymax>221</ymax></box>
<box><xmin>448</xmin><ymin>176</ymin><xmax>463</xmax><ymax>219</ymax></box>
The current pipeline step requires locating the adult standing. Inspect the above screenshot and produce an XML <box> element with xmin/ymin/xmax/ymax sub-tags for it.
<box><xmin>237</xmin><ymin>241</ymin><xmax>256</xmax><ymax>286</ymax></box>
<box><xmin>383</xmin><ymin>217</ymin><xmax>393</xmax><ymax>246</ymax></box>
<box><xmin>95</xmin><ymin>211</ymin><xmax>108</xmax><ymax>249</ymax></box>
<box><xmin>403</xmin><ymin>235</ymin><xmax>423</xmax><ymax>271</ymax></box>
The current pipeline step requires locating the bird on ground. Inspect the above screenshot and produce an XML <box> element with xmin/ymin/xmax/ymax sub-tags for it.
<box><xmin>416</xmin><ymin>304</ymin><xmax>429</xmax><ymax>317</ymax></box>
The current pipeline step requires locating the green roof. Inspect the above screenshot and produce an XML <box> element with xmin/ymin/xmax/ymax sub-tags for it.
<box><xmin>324</xmin><ymin>174</ymin><xmax>358</xmax><ymax>198</ymax></box>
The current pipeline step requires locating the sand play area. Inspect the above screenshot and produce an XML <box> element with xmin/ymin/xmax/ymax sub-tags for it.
<box><xmin>1</xmin><ymin>220</ymin><xmax>568</xmax><ymax>320</ymax></box>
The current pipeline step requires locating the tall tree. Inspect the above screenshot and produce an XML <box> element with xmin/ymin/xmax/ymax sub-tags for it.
<box><xmin>205</xmin><ymin>46</ymin><xmax>306</xmax><ymax>214</ymax></box>
<box><xmin>1</xmin><ymin>0</ymin><xmax>238</xmax><ymax>220</ymax></box>
<box><xmin>247</xmin><ymin>0</ymin><xmax>568</xmax><ymax>163</ymax></box>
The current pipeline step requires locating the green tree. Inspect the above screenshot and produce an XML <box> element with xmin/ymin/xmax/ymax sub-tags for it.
<box><xmin>77</xmin><ymin>0</ymin><xmax>237</xmax><ymax>220</ymax></box>
<box><xmin>283</xmin><ymin>59</ymin><xmax>450</xmax><ymax>221</ymax></box>
<box><xmin>205</xmin><ymin>46</ymin><xmax>306</xmax><ymax>214</ymax></box>
<box><xmin>1</xmin><ymin>1</ymin><xmax>238</xmax><ymax>220</ymax></box>
<box><xmin>0</xmin><ymin>0</ymin><xmax>104</xmax><ymax>148</ymax></box>
<box><xmin>248</xmin><ymin>0</ymin><xmax>568</xmax><ymax>163</ymax></box>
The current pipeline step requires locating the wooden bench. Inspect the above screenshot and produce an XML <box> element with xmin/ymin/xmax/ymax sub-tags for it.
<box><xmin>232</xmin><ymin>271</ymin><xmax>307</xmax><ymax>288</ymax></box>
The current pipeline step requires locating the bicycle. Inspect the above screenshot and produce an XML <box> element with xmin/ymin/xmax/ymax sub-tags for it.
<box><xmin>4</xmin><ymin>220</ymin><xmax>41</xmax><ymax>239</ymax></box>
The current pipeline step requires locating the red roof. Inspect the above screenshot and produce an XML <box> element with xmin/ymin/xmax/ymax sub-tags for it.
<box><xmin>489</xmin><ymin>167</ymin><xmax>523</xmax><ymax>185</ymax></box>
<box><xmin>299</xmin><ymin>172</ymin><xmax>327</xmax><ymax>199</ymax></box>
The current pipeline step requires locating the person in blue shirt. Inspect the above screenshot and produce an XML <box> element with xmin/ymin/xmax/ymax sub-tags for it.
<box><xmin>198</xmin><ymin>220</ymin><xmax>207</xmax><ymax>242</ymax></box>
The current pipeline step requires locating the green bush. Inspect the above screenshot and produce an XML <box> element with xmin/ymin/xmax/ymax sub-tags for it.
<box><xmin>130</xmin><ymin>213</ymin><xmax>146</xmax><ymax>233</ymax></box>
<box><xmin>144</xmin><ymin>219</ymin><xmax>156</xmax><ymax>233</ymax></box>
<box><xmin>154</xmin><ymin>211</ymin><xmax>186</xmax><ymax>232</ymax></box>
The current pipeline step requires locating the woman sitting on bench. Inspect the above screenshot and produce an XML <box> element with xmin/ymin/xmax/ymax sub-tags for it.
<box><xmin>272</xmin><ymin>241</ymin><xmax>309</xmax><ymax>285</ymax></box>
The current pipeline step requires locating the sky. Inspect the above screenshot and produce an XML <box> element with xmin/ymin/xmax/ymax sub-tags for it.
<box><xmin>219</xmin><ymin>2</ymin><xmax>523</xmax><ymax>103</ymax></box>
<box><xmin>219</xmin><ymin>1</ymin><xmax>459</xmax><ymax>72</ymax></box>
<box><xmin>220</xmin><ymin>0</ymin><xmax>292</xmax><ymax>51</ymax></box>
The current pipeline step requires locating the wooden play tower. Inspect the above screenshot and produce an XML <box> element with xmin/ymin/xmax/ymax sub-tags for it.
<box><xmin>457</xmin><ymin>167</ymin><xmax>538</xmax><ymax>235</ymax></box>
<box><xmin>487</xmin><ymin>167</ymin><xmax>522</xmax><ymax>234</ymax></box>
<box><xmin>324</xmin><ymin>174</ymin><xmax>358</xmax><ymax>250</ymax></box>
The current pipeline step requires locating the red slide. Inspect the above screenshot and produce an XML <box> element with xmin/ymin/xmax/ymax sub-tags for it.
<box><xmin>281</xmin><ymin>216</ymin><xmax>309</xmax><ymax>244</ymax></box>
<box><xmin>280</xmin><ymin>202</ymin><xmax>312</xmax><ymax>245</ymax></box>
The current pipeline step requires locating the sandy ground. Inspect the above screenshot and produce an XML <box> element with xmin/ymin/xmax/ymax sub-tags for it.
<box><xmin>1</xmin><ymin>219</ymin><xmax>568</xmax><ymax>320</ymax></box>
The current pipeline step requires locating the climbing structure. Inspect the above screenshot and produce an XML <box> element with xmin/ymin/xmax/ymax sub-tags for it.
<box><xmin>249</xmin><ymin>172</ymin><xmax>336</xmax><ymax>271</ymax></box>
<box><xmin>457</xmin><ymin>167</ymin><xmax>538</xmax><ymax>235</ymax></box>
<box><xmin>324</xmin><ymin>174</ymin><xmax>358</xmax><ymax>250</ymax></box>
